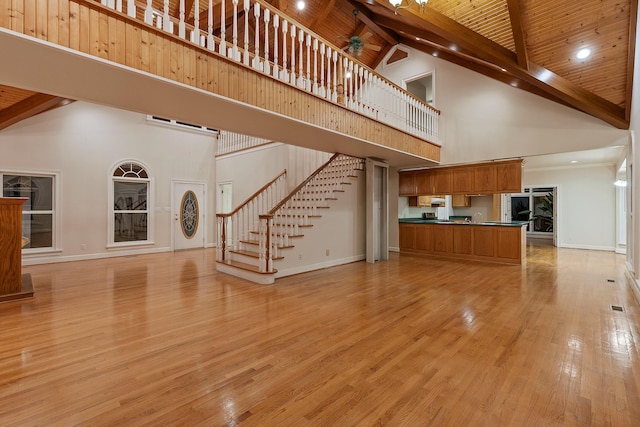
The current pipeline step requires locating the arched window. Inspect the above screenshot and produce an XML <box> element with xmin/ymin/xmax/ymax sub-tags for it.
<box><xmin>110</xmin><ymin>161</ymin><xmax>151</xmax><ymax>246</ymax></box>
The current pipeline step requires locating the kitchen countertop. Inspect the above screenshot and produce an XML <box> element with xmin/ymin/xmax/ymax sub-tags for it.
<box><xmin>399</xmin><ymin>218</ymin><xmax>529</xmax><ymax>227</ymax></box>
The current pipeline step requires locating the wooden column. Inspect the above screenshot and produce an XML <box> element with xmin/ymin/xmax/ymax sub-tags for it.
<box><xmin>0</xmin><ymin>198</ymin><xmax>33</xmax><ymax>301</ymax></box>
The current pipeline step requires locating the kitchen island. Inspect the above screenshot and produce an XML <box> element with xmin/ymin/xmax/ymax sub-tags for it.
<box><xmin>399</xmin><ymin>218</ymin><xmax>528</xmax><ymax>265</ymax></box>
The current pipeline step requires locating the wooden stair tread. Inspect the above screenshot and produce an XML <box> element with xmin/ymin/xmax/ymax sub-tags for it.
<box><xmin>217</xmin><ymin>260</ymin><xmax>277</xmax><ymax>274</ymax></box>
<box><xmin>272</xmin><ymin>223</ymin><xmax>313</xmax><ymax>228</ymax></box>
<box><xmin>229</xmin><ymin>249</ymin><xmax>284</xmax><ymax>260</ymax></box>
<box><xmin>240</xmin><ymin>240</ymin><xmax>295</xmax><ymax>249</ymax></box>
<box><xmin>248</xmin><ymin>231</ymin><xmax>304</xmax><ymax>238</ymax></box>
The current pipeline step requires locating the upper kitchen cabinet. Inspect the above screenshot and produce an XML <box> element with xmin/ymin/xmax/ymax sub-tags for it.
<box><xmin>473</xmin><ymin>164</ymin><xmax>497</xmax><ymax>194</ymax></box>
<box><xmin>495</xmin><ymin>161</ymin><xmax>523</xmax><ymax>193</ymax></box>
<box><xmin>431</xmin><ymin>169</ymin><xmax>452</xmax><ymax>194</ymax></box>
<box><xmin>415</xmin><ymin>172</ymin><xmax>433</xmax><ymax>194</ymax></box>
<box><xmin>399</xmin><ymin>171</ymin><xmax>416</xmax><ymax>196</ymax></box>
<box><xmin>452</xmin><ymin>167</ymin><xmax>474</xmax><ymax>194</ymax></box>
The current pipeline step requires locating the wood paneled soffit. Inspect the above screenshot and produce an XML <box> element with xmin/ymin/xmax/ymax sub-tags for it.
<box><xmin>370</xmin><ymin>0</ymin><xmax>629</xmax><ymax>129</ymax></box>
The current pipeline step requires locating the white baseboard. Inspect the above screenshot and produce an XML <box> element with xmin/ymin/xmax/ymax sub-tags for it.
<box><xmin>624</xmin><ymin>270</ymin><xmax>640</xmax><ymax>306</ymax></box>
<box><xmin>558</xmin><ymin>243</ymin><xmax>616</xmax><ymax>252</ymax></box>
<box><xmin>389</xmin><ymin>246</ymin><xmax>400</xmax><ymax>252</ymax></box>
<box><xmin>22</xmin><ymin>246</ymin><xmax>172</xmax><ymax>266</ymax></box>
<box><xmin>275</xmin><ymin>254</ymin><xmax>366</xmax><ymax>278</ymax></box>
<box><xmin>205</xmin><ymin>242</ymin><xmax>217</xmax><ymax>248</ymax></box>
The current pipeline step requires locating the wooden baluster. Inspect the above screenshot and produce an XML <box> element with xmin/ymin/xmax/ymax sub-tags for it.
<box><xmin>205</xmin><ymin>0</ymin><xmax>214</xmax><ymax>49</ymax></box>
<box><xmin>290</xmin><ymin>25</ymin><xmax>296</xmax><ymax>85</ymax></box>
<box><xmin>341</xmin><ymin>57</ymin><xmax>348</xmax><ymax>106</ymax></box>
<box><xmin>144</xmin><ymin>0</ymin><xmax>153</xmax><ymax>25</ymax></box>
<box><xmin>263</xmin><ymin>8</ymin><xmax>270</xmax><ymax>74</ymax></box>
<box><xmin>297</xmin><ymin>29</ymin><xmax>304</xmax><ymax>88</ymax></box>
<box><xmin>281</xmin><ymin>20</ymin><xmax>288</xmax><ymax>81</ymax></box>
<box><xmin>219</xmin><ymin>0</ymin><xmax>226</xmax><ymax>55</ymax></box>
<box><xmin>127</xmin><ymin>0</ymin><xmax>136</xmax><ymax>18</ymax></box>
<box><xmin>243</xmin><ymin>0</ymin><xmax>250</xmax><ymax>65</ymax></box>
<box><xmin>325</xmin><ymin>47</ymin><xmax>331</xmax><ymax>100</ymax></box>
<box><xmin>178</xmin><ymin>0</ymin><xmax>186</xmax><ymax>39</ymax></box>
<box><xmin>305</xmin><ymin>34</ymin><xmax>312</xmax><ymax>91</ymax></box>
<box><xmin>253</xmin><ymin>2</ymin><xmax>260</xmax><ymax>70</ymax></box>
<box><xmin>231</xmin><ymin>0</ymin><xmax>239</xmax><ymax>60</ymax></box>
<box><xmin>332</xmin><ymin>50</ymin><xmax>338</xmax><ymax>102</ymax></box>
<box><xmin>312</xmin><ymin>39</ymin><xmax>318</xmax><ymax>94</ymax></box>
<box><xmin>272</xmin><ymin>15</ymin><xmax>279</xmax><ymax>78</ymax></box>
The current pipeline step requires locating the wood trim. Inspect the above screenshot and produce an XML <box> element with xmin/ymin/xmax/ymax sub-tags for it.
<box><xmin>309</xmin><ymin>0</ymin><xmax>337</xmax><ymax>31</ymax></box>
<box><xmin>0</xmin><ymin>93</ymin><xmax>68</xmax><ymax>131</ymax></box>
<box><xmin>625</xmin><ymin>0</ymin><xmax>638</xmax><ymax>122</ymax></box>
<box><xmin>348</xmin><ymin>0</ymin><xmax>399</xmax><ymax>46</ymax></box>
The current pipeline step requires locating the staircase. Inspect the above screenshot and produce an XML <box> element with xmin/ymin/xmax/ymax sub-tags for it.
<box><xmin>216</xmin><ymin>153</ymin><xmax>365</xmax><ymax>284</ymax></box>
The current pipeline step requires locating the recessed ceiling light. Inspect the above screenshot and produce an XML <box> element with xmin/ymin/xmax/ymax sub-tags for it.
<box><xmin>296</xmin><ymin>0</ymin><xmax>305</xmax><ymax>10</ymax></box>
<box><xmin>500</xmin><ymin>68</ymin><xmax>507</xmax><ymax>72</ymax></box>
<box><xmin>570</xmin><ymin>160</ymin><xmax>578</xmax><ymax>164</ymax></box>
<box><xmin>576</xmin><ymin>48</ymin><xmax>591</xmax><ymax>59</ymax></box>
<box><xmin>416</xmin><ymin>37</ymin><xmax>420</xmax><ymax>41</ymax></box>
<box><xmin>432</xmin><ymin>52</ymin><xmax>438</xmax><ymax>57</ymax></box>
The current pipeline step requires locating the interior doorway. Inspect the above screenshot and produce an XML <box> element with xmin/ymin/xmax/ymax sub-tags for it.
<box><xmin>366</xmin><ymin>159</ymin><xmax>388</xmax><ymax>263</ymax></box>
<box><xmin>404</xmin><ymin>72</ymin><xmax>434</xmax><ymax>105</ymax></box>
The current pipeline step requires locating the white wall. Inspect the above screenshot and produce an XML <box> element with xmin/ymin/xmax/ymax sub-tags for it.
<box><xmin>378</xmin><ymin>47</ymin><xmax>628</xmax><ymax>165</ymax></box>
<box><xmin>628</xmin><ymin>6</ymin><xmax>640</xmax><ymax>294</ymax></box>
<box><xmin>0</xmin><ymin>102</ymin><xmax>216</xmax><ymax>264</ymax></box>
<box><xmin>524</xmin><ymin>165</ymin><xmax>616</xmax><ymax>250</ymax></box>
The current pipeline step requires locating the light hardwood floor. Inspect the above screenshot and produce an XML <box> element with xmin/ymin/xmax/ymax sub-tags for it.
<box><xmin>1</xmin><ymin>246</ymin><xmax>639</xmax><ymax>426</ymax></box>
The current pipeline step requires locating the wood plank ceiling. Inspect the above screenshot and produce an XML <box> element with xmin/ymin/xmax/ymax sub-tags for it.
<box><xmin>0</xmin><ymin>0</ymin><xmax>636</xmax><ymax>130</ymax></box>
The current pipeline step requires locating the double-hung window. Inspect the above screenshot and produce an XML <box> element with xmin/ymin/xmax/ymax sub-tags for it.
<box><xmin>2</xmin><ymin>173</ymin><xmax>56</xmax><ymax>250</ymax></box>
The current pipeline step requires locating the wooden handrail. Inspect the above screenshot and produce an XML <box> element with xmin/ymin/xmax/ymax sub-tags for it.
<box><xmin>217</xmin><ymin>169</ymin><xmax>287</xmax><ymax>218</ymax></box>
<box><xmin>262</xmin><ymin>153</ymin><xmax>341</xmax><ymax>218</ymax></box>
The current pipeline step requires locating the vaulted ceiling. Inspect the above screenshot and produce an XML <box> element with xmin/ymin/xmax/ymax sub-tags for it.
<box><xmin>0</xmin><ymin>0</ymin><xmax>636</xmax><ymax>130</ymax></box>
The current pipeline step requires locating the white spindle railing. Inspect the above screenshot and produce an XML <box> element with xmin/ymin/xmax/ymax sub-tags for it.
<box><xmin>95</xmin><ymin>0</ymin><xmax>440</xmax><ymax>144</ymax></box>
<box><xmin>216</xmin><ymin>170</ymin><xmax>287</xmax><ymax>265</ymax></box>
<box><xmin>216</xmin><ymin>131</ymin><xmax>272</xmax><ymax>155</ymax></box>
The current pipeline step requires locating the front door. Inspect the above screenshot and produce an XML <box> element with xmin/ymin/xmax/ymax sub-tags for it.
<box><xmin>173</xmin><ymin>182</ymin><xmax>205</xmax><ymax>250</ymax></box>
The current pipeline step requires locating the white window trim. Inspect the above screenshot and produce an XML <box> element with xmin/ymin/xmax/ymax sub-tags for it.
<box><xmin>107</xmin><ymin>160</ymin><xmax>154</xmax><ymax>249</ymax></box>
<box><xmin>1</xmin><ymin>169</ymin><xmax>61</xmax><ymax>254</ymax></box>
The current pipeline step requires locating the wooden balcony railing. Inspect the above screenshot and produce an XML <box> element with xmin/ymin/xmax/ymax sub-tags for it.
<box><xmin>97</xmin><ymin>0</ymin><xmax>440</xmax><ymax>144</ymax></box>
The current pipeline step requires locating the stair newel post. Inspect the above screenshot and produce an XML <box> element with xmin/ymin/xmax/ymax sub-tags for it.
<box><xmin>207</xmin><ymin>0</ymin><xmax>214</xmax><ymax>50</ymax></box>
<box><xmin>281</xmin><ymin>20</ymin><xmax>288</xmax><ymax>81</ymax></box>
<box><xmin>263</xmin><ymin>8</ymin><xmax>270</xmax><ymax>75</ymax></box>
<box><xmin>190</xmin><ymin>0</ymin><xmax>200</xmax><ymax>44</ymax></box>
<box><xmin>290</xmin><ymin>25</ymin><xmax>297</xmax><ymax>85</ymax></box>
<box><xmin>231</xmin><ymin>0</ymin><xmax>239</xmax><ymax>60</ymax></box>
<box><xmin>319</xmin><ymin>43</ymin><xmax>325</xmax><ymax>97</ymax></box>
<box><xmin>219</xmin><ymin>0</ymin><xmax>226</xmax><ymax>55</ymax></box>
<box><xmin>312</xmin><ymin>39</ymin><xmax>318</xmax><ymax>94</ymax></box>
<box><xmin>266</xmin><ymin>216</ymin><xmax>273</xmax><ymax>272</ymax></box>
<box><xmin>221</xmin><ymin>215</ymin><xmax>228</xmax><ymax>261</ymax></box>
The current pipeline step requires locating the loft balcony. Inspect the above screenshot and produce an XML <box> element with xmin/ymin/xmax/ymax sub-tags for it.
<box><xmin>0</xmin><ymin>0</ymin><xmax>441</xmax><ymax>165</ymax></box>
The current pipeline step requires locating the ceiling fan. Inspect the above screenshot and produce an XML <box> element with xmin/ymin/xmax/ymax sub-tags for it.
<box><xmin>338</xmin><ymin>10</ymin><xmax>382</xmax><ymax>57</ymax></box>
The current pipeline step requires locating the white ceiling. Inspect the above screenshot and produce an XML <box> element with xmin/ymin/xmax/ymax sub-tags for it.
<box><xmin>522</xmin><ymin>146</ymin><xmax>627</xmax><ymax>171</ymax></box>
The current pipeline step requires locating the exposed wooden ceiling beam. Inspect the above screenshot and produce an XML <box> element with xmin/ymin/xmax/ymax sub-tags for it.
<box><xmin>347</xmin><ymin>0</ymin><xmax>399</xmax><ymax>46</ymax></box>
<box><xmin>309</xmin><ymin>0</ymin><xmax>337</xmax><ymax>31</ymax></box>
<box><xmin>373</xmin><ymin>8</ymin><xmax>627</xmax><ymax>128</ymax></box>
<box><xmin>0</xmin><ymin>94</ymin><xmax>69</xmax><ymax>131</ymax></box>
<box><xmin>506</xmin><ymin>0</ymin><xmax>529</xmax><ymax>70</ymax></box>
<box><xmin>624</xmin><ymin>0</ymin><xmax>638</xmax><ymax>122</ymax></box>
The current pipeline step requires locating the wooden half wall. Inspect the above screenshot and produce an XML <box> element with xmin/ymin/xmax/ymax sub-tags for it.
<box><xmin>0</xmin><ymin>0</ymin><xmax>440</xmax><ymax>163</ymax></box>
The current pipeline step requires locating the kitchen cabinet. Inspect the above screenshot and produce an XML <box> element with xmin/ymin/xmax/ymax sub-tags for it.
<box><xmin>415</xmin><ymin>172</ymin><xmax>432</xmax><ymax>194</ymax></box>
<box><xmin>431</xmin><ymin>169</ymin><xmax>452</xmax><ymax>194</ymax></box>
<box><xmin>496</xmin><ymin>161</ymin><xmax>522</xmax><ymax>193</ymax></box>
<box><xmin>453</xmin><ymin>227</ymin><xmax>472</xmax><ymax>254</ymax></box>
<box><xmin>418</xmin><ymin>195</ymin><xmax>446</xmax><ymax>207</ymax></box>
<box><xmin>452</xmin><ymin>194</ymin><xmax>470</xmax><ymax>207</ymax></box>
<box><xmin>399</xmin><ymin>172</ymin><xmax>416</xmax><ymax>196</ymax></box>
<box><xmin>452</xmin><ymin>167</ymin><xmax>474</xmax><ymax>194</ymax></box>
<box><xmin>399</xmin><ymin>222</ymin><xmax>526</xmax><ymax>264</ymax></box>
<box><xmin>473</xmin><ymin>164</ymin><xmax>497</xmax><ymax>194</ymax></box>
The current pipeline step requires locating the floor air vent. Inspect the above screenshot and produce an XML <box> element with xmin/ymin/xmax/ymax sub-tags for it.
<box><xmin>610</xmin><ymin>305</ymin><xmax>624</xmax><ymax>312</ymax></box>
<box><xmin>607</xmin><ymin>279</ymin><xmax>616</xmax><ymax>283</ymax></box>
